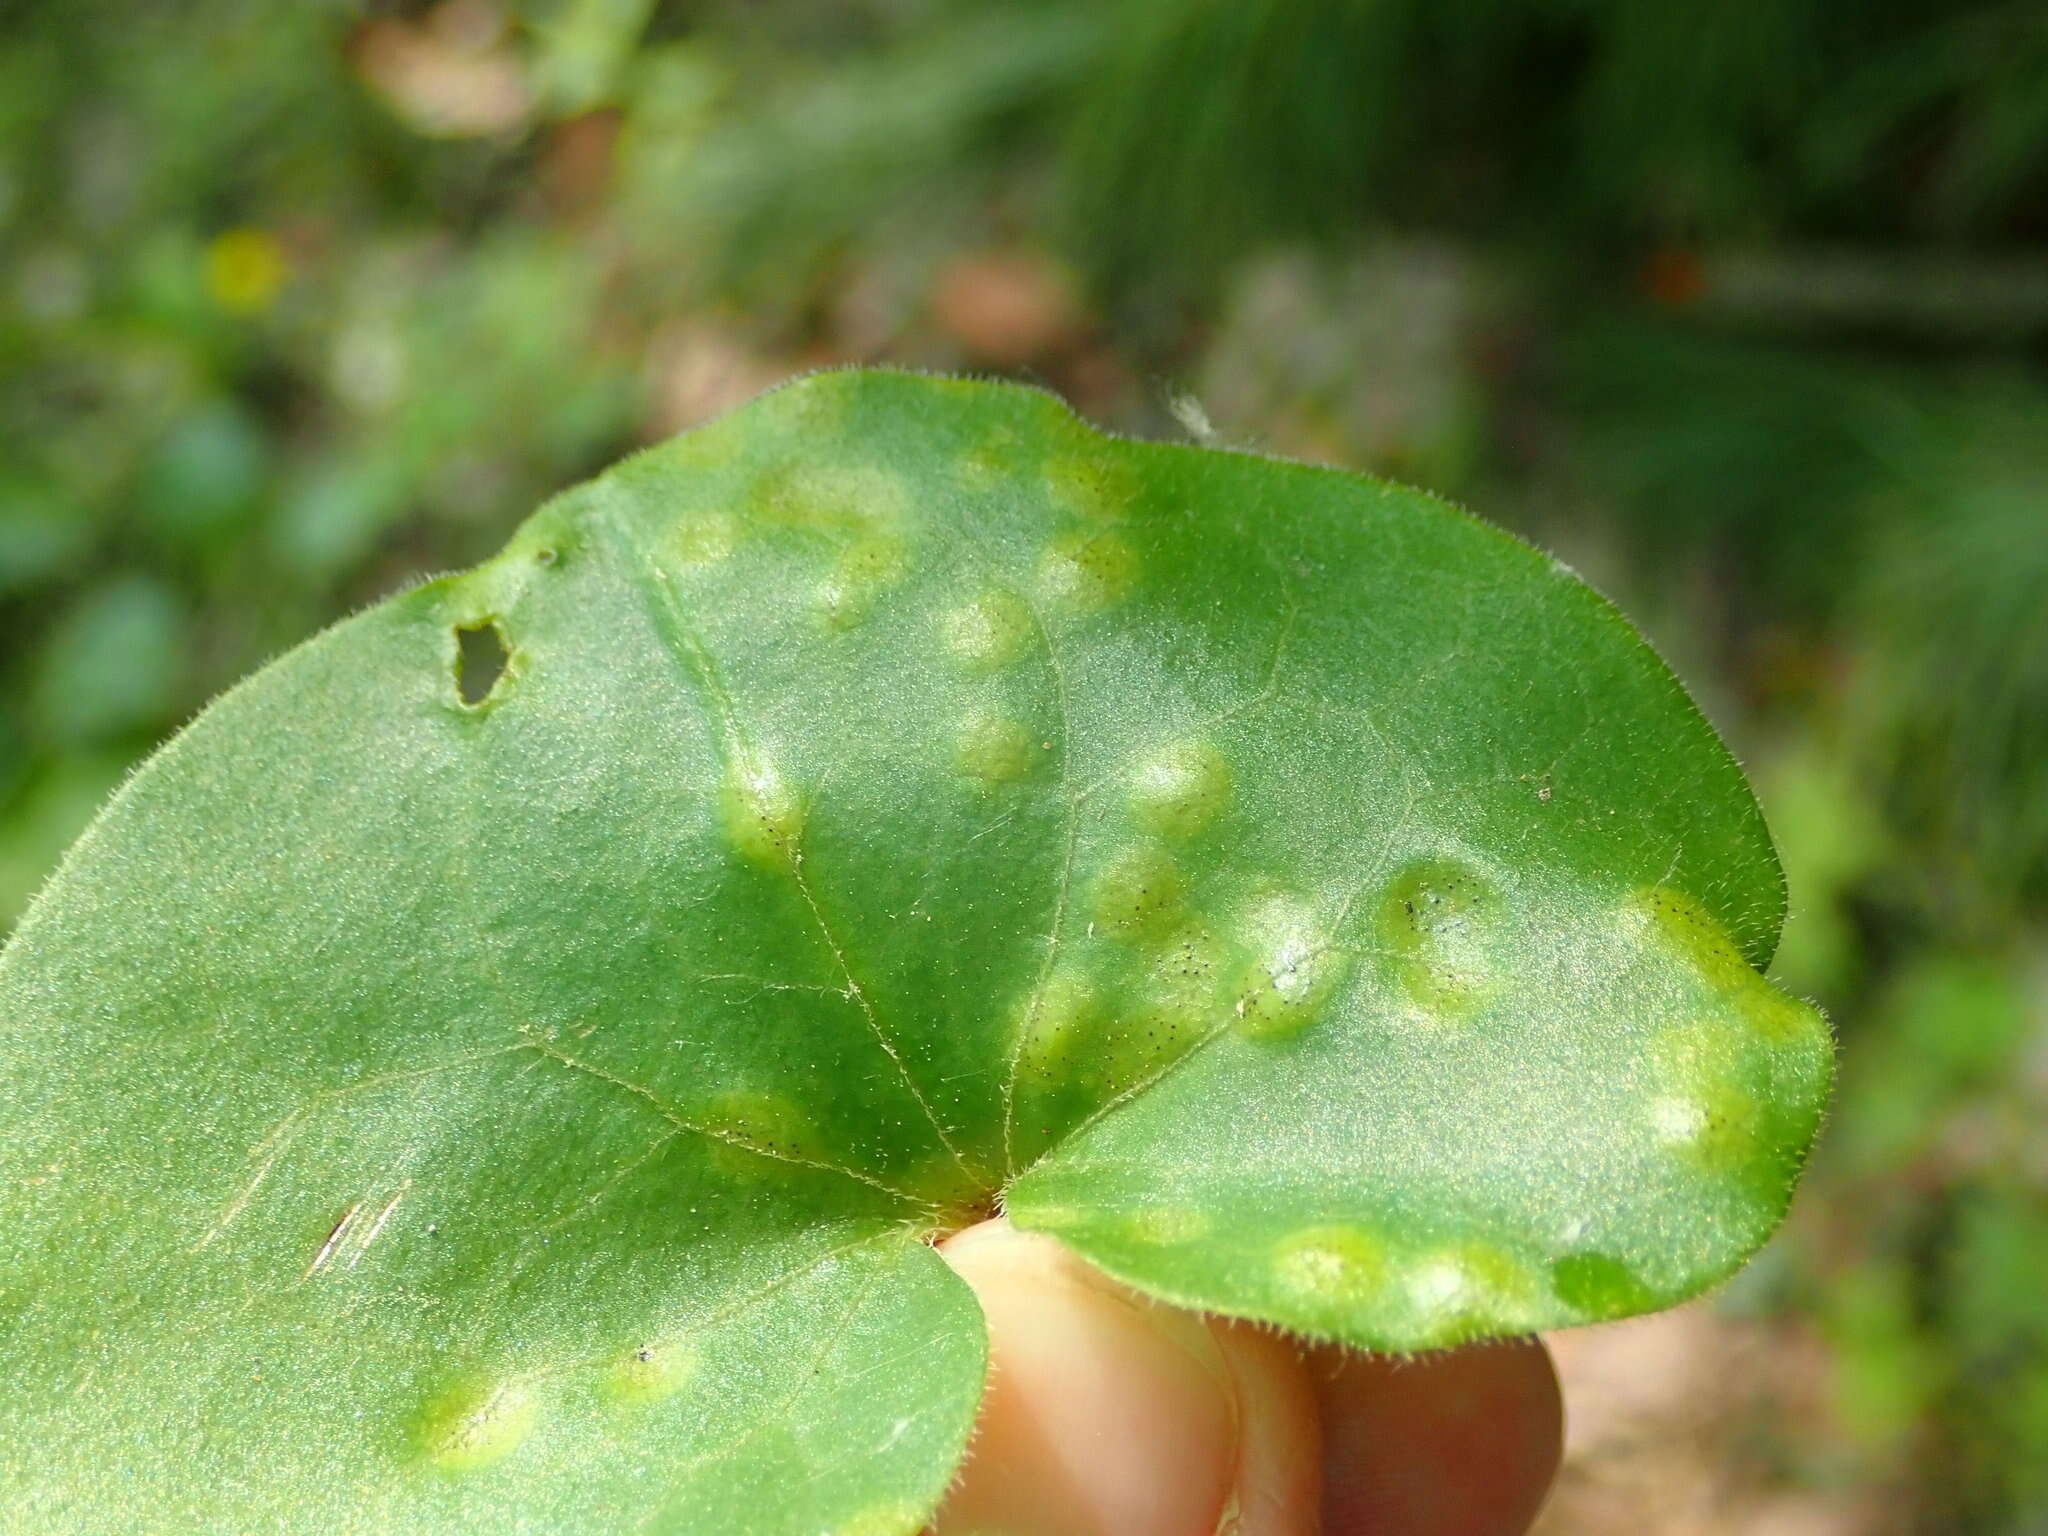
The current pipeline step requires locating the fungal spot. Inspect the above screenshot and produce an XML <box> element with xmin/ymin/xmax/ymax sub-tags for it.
<box><xmin>903</xmin><ymin>1152</ymin><xmax>996</xmax><ymax>1212</ymax></box>
<box><xmin>672</xmin><ymin>509</ymin><xmax>739</xmax><ymax>567</ymax></box>
<box><xmin>1646</xmin><ymin>1021</ymin><xmax>1776</xmax><ymax>1189</ymax></box>
<box><xmin>1124</xmin><ymin>1207</ymin><xmax>1213</xmax><ymax>1245</ymax></box>
<box><xmin>534</xmin><ymin>545</ymin><xmax>558</xmax><ymax>567</ymax></box>
<box><xmin>1273</xmin><ymin>1226</ymin><xmax>1387</xmax><ymax>1317</ymax></box>
<box><xmin>957</xmin><ymin>426</ymin><xmax>1029</xmax><ymax>491</ymax></box>
<box><xmin>1629</xmin><ymin>886</ymin><xmax>1828</xmax><ymax>1049</ymax></box>
<box><xmin>721</xmin><ymin>752</ymin><xmax>803</xmax><ymax>869</ymax></box>
<box><xmin>417</xmin><ymin>1379</ymin><xmax>536</xmax><ymax>1472</ymax></box>
<box><xmin>1549</xmin><ymin>1252</ymin><xmax>1657</xmax><ymax>1318</ymax></box>
<box><xmin>1045</xmin><ymin>453</ymin><xmax>1138</xmax><ymax>522</ymax></box>
<box><xmin>607</xmin><ymin>1340</ymin><xmax>695</xmax><ymax>1405</ymax></box>
<box><xmin>1038</xmin><ymin>530</ymin><xmax>1137</xmax><ymax>613</ymax></box>
<box><xmin>1399</xmin><ymin>1243</ymin><xmax>1541</xmax><ymax>1341</ymax></box>
<box><xmin>1015</xmin><ymin>972</ymin><xmax>1095</xmax><ymax>1079</ymax></box>
<box><xmin>817</xmin><ymin>534</ymin><xmax>909</xmax><ymax>630</ymax></box>
<box><xmin>1012</xmin><ymin>1202</ymin><xmax>1087</xmax><ymax>1231</ymax></box>
<box><xmin>955</xmin><ymin>713</ymin><xmax>1037</xmax><ymax>786</ymax></box>
<box><xmin>834</xmin><ymin>1502</ymin><xmax>922</xmax><ymax>1536</ymax></box>
<box><xmin>775</xmin><ymin>369</ymin><xmax>860</xmax><ymax>434</ymax></box>
<box><xmin>700</xmin><ymin>1090</ymin><xmax>827</xmax><ymax>1175</ymax></box>
<box><xmin>1376</xmin><ymin>859</ymin><xmax>1505</xmax><ymax>1016</ymax></box>
<box><xmin>1128</xmin><ymin>740</ymin><xmax>1232</xmax><ymax>840</ymax></box>
<box><xmin>940</xmin><ymin>589</ymin><xmax>1034</xmax><ymax>672</ymax></box>
<box><xmin>453</xmin><ymin>620</ymin><xmax>509</xmax><ymax>707</ymax></box>
<box><xmin>1089</xmin><ymin>844</ymin><xmax>1186</xmax><ymax>937</ymax></box>
<box><xmin>749</xmin><ymin>463</ymin><xmax>907</xmax><ymax>536</ymax></box>
<box><xmin>1628</xmin><ymin>886</ymin><xmax>1761</xmax><ymax>993</ymax></box>
<box><xmin>1649</xmin><ymin>1095</ymin><xmax>1711</xmax><ymax>1144</ymax></box>
<box><xmin>1231</xmin><ymin>893</ymin><xmax>1346</xmax><ymax>1042</ymax></box>
<box><xmin>1111</xmin><ymin>923</ymin><xmax>1231</xmax><ymax>1080</ymax></box>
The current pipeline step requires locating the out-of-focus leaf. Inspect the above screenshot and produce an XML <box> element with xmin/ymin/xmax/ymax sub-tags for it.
<box><xmin>29</xmin><ymin>573</ymin><xmax>188</xmax><ymax>746</ymax></box>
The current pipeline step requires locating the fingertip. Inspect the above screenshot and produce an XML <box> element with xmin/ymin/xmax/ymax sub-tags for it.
<box><xmin>1209</xmin><ymin>1319</ymin><xmax>1322</xmax><ymax>1536</ymax></box>
<box><xmin>1309</xmin><ymin>1335</ymin><xmax>1561</xmax><ymax>1536</ymax></box>
<box><xmin>929</xmin><ymin>1219</ymin><xmax>1561</xmax><ymax>1536</ymax></box>
<box><xmin>930</xmin><ymin>1219</ymin><xmax>1243</xmax><ymax>1536</ymax></box>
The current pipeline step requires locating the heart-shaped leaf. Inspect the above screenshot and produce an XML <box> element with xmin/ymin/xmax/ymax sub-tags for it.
<box><xmin>0</xmin><ymin>371</ymin><xmax>1830</xmax><ymax>1534</ymax></box>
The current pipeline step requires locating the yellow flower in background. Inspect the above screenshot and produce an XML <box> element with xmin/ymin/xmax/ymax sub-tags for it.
<box><xmin>204</xmin><ymin>227</ymin><xmax>287</xmax><ymax>314</ymax></box>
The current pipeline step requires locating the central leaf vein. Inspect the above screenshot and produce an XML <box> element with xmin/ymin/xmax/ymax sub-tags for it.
<box><xmin>596</xmin><ymin>508</ymin><xmax>975</xmax><ymax>1189</ymax></box>
<box><xmin>519</xmin><ymin>1033</ymin><xmax>934</xmax><ymax>1208</ymax></box>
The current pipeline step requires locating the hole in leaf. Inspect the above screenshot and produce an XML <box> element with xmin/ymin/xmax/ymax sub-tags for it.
<box><xmin>454</xmin><ymin>621</ymin><xmax>509</xmax><ymax>706</ymax></box>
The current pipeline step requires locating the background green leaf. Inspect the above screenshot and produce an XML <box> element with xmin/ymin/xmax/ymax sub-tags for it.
<box><xmin>0</xmin><ymin>371</ymin><xmax>1825</xmax><ymax>1532</ymax></box>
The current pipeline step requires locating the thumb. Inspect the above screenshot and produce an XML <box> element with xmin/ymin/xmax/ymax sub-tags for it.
<box><xmin>931</xmin><ymin>1217</ymin><xmax>1320</xmax><ymax>1536</ymax></box>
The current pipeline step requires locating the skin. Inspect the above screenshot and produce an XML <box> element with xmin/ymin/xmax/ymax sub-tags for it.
<box><xmin>933</xmin><ymin>1219</ymin><xmax>1561</xmax><ymax>1536</ymax></box>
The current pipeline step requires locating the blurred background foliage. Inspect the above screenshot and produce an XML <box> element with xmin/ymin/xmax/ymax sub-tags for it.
<box><xmin>2</xmin><ymin>0</ymin><xmax>2044</xmax><ymax>1529</ymax></box>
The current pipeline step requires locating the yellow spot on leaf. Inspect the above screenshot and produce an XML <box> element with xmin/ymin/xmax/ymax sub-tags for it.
<box><xmin>1629</xmin><ymin>885</ymin><xmax>1830</xmax><ymax>1050</ymax></box>
<box><xmin>701</xmin><ymin>1090</ymin><xmax>826</xmax><ymax>1173</ymax></box>
<box><xmin>1015</xmin><ymin>972</ymin><xmax>1095</xmax><ymax>1079</ymax></box>
<box><xmin>833</xmin><ymin>1502</ymin><xmax>923</xmax><ymax>1536</ymax></box>
<box><xmin>941</xmin><ymin>589</ymin><xmax>1034</xmax><ymax>671</ymax></box>
<box><xmin>1038</xmin><ymin>531</ymin><xmax>1137</xmax><ymax>613</ymax></box>
<box><xmin>672</xmin><ymin>509</ymin><xmax>740</xmax><ymax>567</ymax></box>
<box><xmin>1273</xmin><ymin>1226</ymin><xmax>1387</xmax><ymax>1314</ymax></box>
<box><xmin>1089</xmin><ymin>844</ymin><xmax>1186</xmax><ymax>937</ymax></box>
<box><xmin>748</xmin><ymin>463</ymin><xmax>907</xmax><ymax>536</ymax></box>
<box><xmin>955</xmin><ymin>713</ymin><xmax>1038</xmax><ymax>786</ymax></box>
<box><xmin>722</xmin><ymin>753</ymin><xmax>802</xmax><ymax>869</ymax></box>
<box><xmin>1124</xmin><ymin>1207</ymin><xmax>1213</xmax><ymax>1245</ymax></box>
<box><xmin>607</xmin><ymin>1340</ymin><xmax>695</xmax><ymax>1405</ymax></box>
<box><xmin>1128</xmin><ymin>740</ymin><xmax>1233</xmax><ymax>840</ymax></box>
<box><xmin>818</xmin><ymin>534</ymin><xmax>909</xmax><ymax>630</ymax></box>
<box><xmin>1377</xmin><ymin>859</ymin><xmax>1504</xmax><ymax>1017</ymax></box>
<box><xmin>1107</xmin><ymin>923</ymin><xmax>1232</xmax><ymax>1082</ymax></box>
<box><xmin>1045</xmin><ymin>453</ymin><xmax>1138</xmax><ymax>522</ymax></box>
<box><xmin>418</xmin><ymin>1379</ymin><xmax>536</xmax><ymax>1472</ymax></box>
<box><xmin>1398</xmin><ymin>1242</ymin><xmax>1542</xmax><ymax>1342</ymax></box>
<box><xmin>1231</xmin><ymin>893</ymin><xmax>1345</xmax><ymax>1042</ymax></box>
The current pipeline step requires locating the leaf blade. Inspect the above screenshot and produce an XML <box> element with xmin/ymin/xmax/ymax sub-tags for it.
<box><xmin>0</xmin><ymin>369</ymin><xmax>1827</xmax><ymax>1529</ymax></box>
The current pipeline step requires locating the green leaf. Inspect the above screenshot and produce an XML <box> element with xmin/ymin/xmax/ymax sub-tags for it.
<box><xmin>0</xmin><ymin>370</ymin><xmax>1830</xmax><ymax>1534</ymax></box>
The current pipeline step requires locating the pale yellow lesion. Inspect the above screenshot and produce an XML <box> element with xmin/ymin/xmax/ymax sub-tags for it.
<box><xmin>954</xmin><ymin>713</ymin><xmax>1039</xmax><ymax>786</ymax></box>
<box><xmin>671</xmin><ymin>508</ymin><xmax>741</xmax><ymax>567</ymax></box>
<box><xmin>1272</xmin><ymin>1225</ymin><xmax>1387</xmax><ymax>1312</ymax></box>
<box><xmin>1013</xmin><ymin>971</ymin><xmax>1097</xmax><ymax>1080</ymax></box>
<box><xmin>940</xmin><ymin>589</ymin><xmax>1035</xmax><ymax>672</ymax></box>
<box><xmin>698</xmin><ymin>1090</ymin><xmax>829</xmax><ymax>1176</ymax></box>
<box><xmin>956</xmin><ymin>425</ymin><xmax>1032</xmax><ymax>492</ymax></box>
<box><xmin>1123</xmin><ymin>1206</ymin><xmax>1213</xmax><ymax>1245</ymax></box>
<box><xmin>1044</xmin><ymin>452</ymin><xmax>1139</xmax><ymax>523</ymax></box>
<box><xmin>816</xmin><ymin>534</ymin><xmax>910</xmax><ymax>630</ymax></box>
<box><xmin>1627</xmin><ymin>885</ymin><xmax>1829</xmax><ymax>1050</ymax></box>
<box><xmin>1103</xmin><ymin>921</ymin><xmax>1232</xmax><ymax>1083</ymax></box>
<box><xmin>721</xmin><ymin>751</ymin><xmax>804</xmax><ymax>870</ymax></box>
<box><xmin>1088</xmin><ymin>843</ymin><xmax>1187</xmax><ymax>938</ymax></box>
<box><xmin>1127</xmin><ymin>740</ymin><xmax>1233</xmax><ymax>841</ymax></box>
<box><xmin>1376</xmin><ymin>858</ymin><xmax>1505</xmax><ymax>1018</ymax></box>
<box><xmin>1038</xmin><ymin>530</ymin><xmax>1138</xmax><ymax>614</ymax></box>
<box><xmin>417</xmin><ymin>1379</ymin><xmax>538</xmax><ymax>1472</ymax></box>
<box><xmin>605</xmin><ymin>1340</ymin><xmax>696</xmax><ymax>1406</ymax></box>
<box><xmin>1230</xmin><ymin>891</ymin><xmax>1347</xmax><ymax>1042</ymax></box>
<box><xmin>1645</xmin><ymin>1019</ymin><xmax>1767</xmax><ymax>1174</ymax></box>
<box><xmin>748</xmin><ymin>463</ymin><xmax>910</xmax><ymax>538</ymax></box>
<box><xmin>1397</xmin><ymin>1241</ymin><xmax>1544</xmax><ymax>1339</ymax></box>
<box><xmin>832</xmin><ymin>1502</ymin><xmax>924</xmax><ymax>1536</ymax></box>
